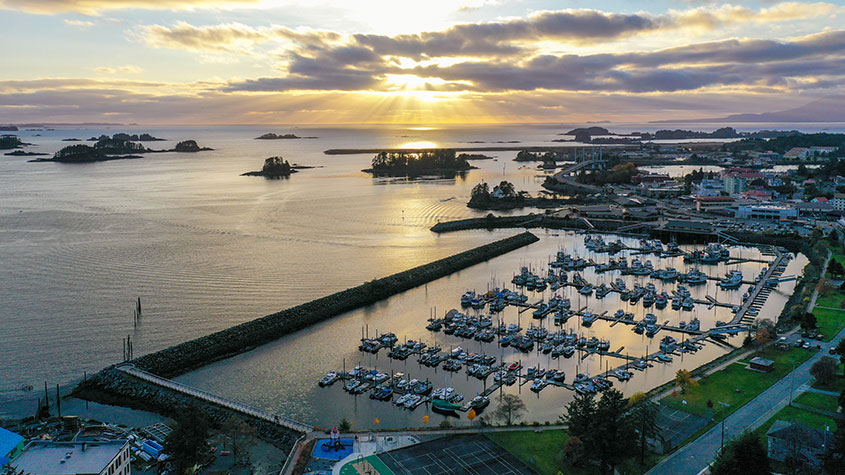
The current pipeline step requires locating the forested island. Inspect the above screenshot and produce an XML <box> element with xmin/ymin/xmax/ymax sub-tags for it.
<box><xmin>468</xmin><ymin>180</ymin><xmax>571</xmax><ymax>210</ymax></box>
<box><xmin>0</xmin><ymin>135</ymin><xmax>25</xmax><ymax>149</ymax></box>
<box><xmin>242</xmin><ymin>156</ymin><xmax>296</xmax><ymax>178</ymax></box>
<box><xmin>5</xmin><ymin>150</ymin><xmax>48</xmax><ymax>156</ymax></box>
<box><xmin>362</xmin><ymin>149</ymin><xmax>475</xmax><ymax>177</ymax></box>
<box><xmin>558</xmin><ymin>126</ymin><xmax>804</xmax><ymax>144</ymax></box>
<box><xmin>31</xmin><ymin>137</ymin><xmax>213</xmax><ymax>163</ymax></box>
<box><xmin>724</xmin><ymin>132</ymin><xmax>845</xmax><ymax>156</ymax></box>
<box><xmin>87</xmin><ymin>133</ymin><xmax>165</xmax><ymax>142</ymax></box>
<box><xmin>254</xmin><ymin>133</ymin><xmax>317</xmax><ymax>140</ymax></box>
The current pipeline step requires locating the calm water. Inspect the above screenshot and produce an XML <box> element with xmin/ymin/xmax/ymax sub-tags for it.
<box><xmin>0</xmin><ymin>123</ymin><xmax>824</xmax><ymax>423</ymax></box>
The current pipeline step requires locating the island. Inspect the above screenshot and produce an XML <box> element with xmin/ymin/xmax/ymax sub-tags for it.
<box><xmin>88</xmin><ymin>133</ymin><xmax>165</xmax><ymax>142</ymax></box>
<box><xmin>4</xmin><ymin>150</ymin><xmax>49</xmax><ymax>156</ymax></box>
<box><xmin>0</xmin><ymin>125</ymin><xmax>18</xmax><ymax>131</ymax></box>
<box><xmin>467</xmin><ymin>180</ymin><xmax>570</xmax><ymax>210</ymax></box>
<box><xmin>0</xmin><ymin>135</ymin><xmax>24</xmax><ymax>149</ymax></box>
<box><xmin>30</xmin><ymin>144</ymin><xmax>142</xmax><ymax>163</ymax></box>
<box><xmin>362</xmin><ymin>149</ymin><xmax>475</xmax><ymax>177</ymax></box>
<box><xmin>241</xmin><ymin>156</ymin><xmax>297</xmax><ymax>178</ymax></box>
<box><xmin>173</xmin><ymin>140</ymin><xmax>213</xmax><ymax>152</ymax></box>
<box><xmin>254</xmin><ymin>132</ymin><xmax>317</xmax><ymax>140</ymax></box>
<box><xmin>458</xmin><ymin>153</ymin><xmax>495</xmax><ymax>160</ymax></box>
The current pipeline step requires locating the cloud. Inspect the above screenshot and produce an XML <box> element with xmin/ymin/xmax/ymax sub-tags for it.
<box><xmin>63</xmin><ymin>18</ymin><xmax>94</xmax><ymax>27</ymax></box>
<box><xmin>0</xmin><ymin>0</ymin><xmax>262</xmax><ymax>15</ymax></box>
<box><xmin>138</xmin><ymin>21</ymin><xmax>342</xmax><ymax>55</ymax></box>
<box><xmin>94</xmin><ymin>65</ymin><xmax>144</xmax><ymax>74</ymax></box>
<box><xmin>221</xmin><ymin>29</ymin><xmax>845</xmax><ymax>94</ymax></box>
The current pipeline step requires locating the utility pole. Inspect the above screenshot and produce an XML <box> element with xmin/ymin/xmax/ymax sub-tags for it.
<box><xmin>718</xmin><ymin>401</ymin><xmax>730</xmax><ymax>449</ymax></box>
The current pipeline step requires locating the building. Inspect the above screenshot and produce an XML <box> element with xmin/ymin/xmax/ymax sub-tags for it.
<box><xmin>10</xmin><ymin>440</ymin><xmax>130</xmax><ymax>475</ymax></box>
<box><xmin>694</xmin><ymin>196</ymin><xmax>735</xmax><ymax>212</ymax></box>
<box><xmin>692</xmin><ymin>178</ymin><xmax>724</xmax><ymax>197</ymax></box>
<box><xmin>0</xmin><ymin>427</ymin><xmax>25</xmax><ymax>467</ymax></box>
<box><xmin>749</xmin><ymin>356</ymin><xmax>774</xmax><ymax>372</ymax></box>
<box><xmin>833</xmin><ymin>193</ymin><xmax>845</xmax><ymax>211</ymax></box>
<box><xmin>766</xmin><ymin>421</ymin><xmax>833</xmax><ymax>469</ymax></box>
<box><xmin>739</xmin><ymin>190</ymin><xmax>773</xmax><ymax>201</ymax></box>
<box><xmin>736</xmin><ymin>204</ymin><xmax>798</xmax><ymax>221</ymax></box>
<box><xmin>723</xmin><ymin>175</ymin><xmax>747</xmax><ymax>195</ymax></box>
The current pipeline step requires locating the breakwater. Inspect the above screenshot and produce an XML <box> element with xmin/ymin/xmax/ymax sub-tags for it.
<box><xmin>430</xmin><ymin>214</ymin><xmax>624</xmax><ymax>234</ymax></box>
<box><xmin>119</xmin><ymin>231</ymin><xmax>539</xmax><ymax>379</ymax></box>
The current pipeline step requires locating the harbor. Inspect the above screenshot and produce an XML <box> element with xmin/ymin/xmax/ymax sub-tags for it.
<box><xmin>313</xmin><ymin>234</ymin><xmax>800</xmax><ymax>420</ymax></box>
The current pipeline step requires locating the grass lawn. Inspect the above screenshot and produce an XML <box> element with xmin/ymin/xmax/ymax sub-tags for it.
<box><xmin>486</xmin><ymin>430</ymin><xmax>660</xmax><ymax>475</ymax></box>
<box><xmin>812</xmin><ymin>307</ymin><xmax>845</xmax><ymax>341</ymax></box>
<box><xmin>815</xmin><ymin>292</ymin><xmax>845</xmax><ymax>309</ymax></box>
<box><xmin>794</xmin><ymin>391</ymin><xmax>841</xmax><ymax>413</ymax></box>
<box><xmin>660</xmin><ymin>347</ymin><xmax>815</xmax><ymax>419</ymax></box>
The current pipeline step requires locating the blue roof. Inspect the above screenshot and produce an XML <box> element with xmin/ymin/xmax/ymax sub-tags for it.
<box><xmin>0</xmin><ymin>427</ymin><xmax>24</xmax><ymax>456</ymax></box>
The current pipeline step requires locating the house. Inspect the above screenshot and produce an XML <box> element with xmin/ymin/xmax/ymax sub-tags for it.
<box><xmin>749</xmin><ymin>356</ymin><xmax>775</xmax><ymax>372</ymax></box>
<box><xmin>766</xmin><ymin>421</ymin><xmax>833</xmax><ymax>468</ymax></box>
<box><xmin>0</xmin><ymin>427</ymin><xmax>25</xmax><ymax>467</ymax></box>
<box><xmin>740</xmin><ymin>190</ymin><xmax>773</xmax><ymax>201</ymax></box>
<box><xmin>784</xmin><ymin>147</ymin><xmax>810</xmax><ymax>159</ymax></box>
<box><xmin>9</xmin><ymin>440</ymin><xmax>130</xmax><ymax>475</ymax></box>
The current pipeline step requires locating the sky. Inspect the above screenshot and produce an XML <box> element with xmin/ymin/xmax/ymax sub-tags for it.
<box><xmin>1</xmin><ymin>0</ymin><xmax>844</xmax><ymax>125</ymax></box>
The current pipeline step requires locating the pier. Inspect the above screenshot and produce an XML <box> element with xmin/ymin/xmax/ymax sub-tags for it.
<box><xmin>116</xmin><ymin>364</ymin><xmax>313</xmax><ymax>433</ymax></box>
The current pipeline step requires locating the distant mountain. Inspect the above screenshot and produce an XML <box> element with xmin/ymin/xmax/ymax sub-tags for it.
<box><xmin>652</xmin><ymin>96</ymin><xmax>845</xmax><ymax>123</ymax></box>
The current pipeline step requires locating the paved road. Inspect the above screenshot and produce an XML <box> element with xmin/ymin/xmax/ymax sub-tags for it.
<box><xmin>648</xmin><ymin>336</ymin><xmax>843</xmax><ymax>474</ymax></box>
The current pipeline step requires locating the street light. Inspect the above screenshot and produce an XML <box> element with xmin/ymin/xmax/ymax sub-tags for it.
<box><xmin>718</xmin><ymin>401</ymin><xmax>731</xmax><ymax>450</ymax></box>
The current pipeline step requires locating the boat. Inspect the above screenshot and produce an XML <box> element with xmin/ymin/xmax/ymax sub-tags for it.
<box><xmin>655</xmin><ymin>292</ymin><xmax>668</xmax><ymax>309</ymax></box>
<box><xmin>530</xmin><ymin>379</ymin><xmax>545</xmax><ymax>392</ymax></box>
<box><xmin>344</xmin><ymin>379</ymin><xmax>361</xmax><ymax>392</ymax></box>
<box><xmin>656</xmin><ymin>353</ymin><xmax>673</xmax><ymax>363</ymax></box>
<box><xmin>319</xmin><ymin>371</ymin><xmax>339</xmax><ymax>387</ymax></box>
<box><xmin>581</xmin><ymin>312</ymin><xmax>598</xmax><ymax>326</ymax></box>
<box><xmin>633</xmin><ymin>321</ymin><xmax>645</xmax><ymax>334</ymax></box>
<box><xmin>595</xmin><ymin>284</ymin><xmax>610</xmax><ymax>299</ymax></box>
<box><xmin>404</xmin><ymin>394</ymin><xmax>421</xmax><ymax>408</ymax></box>
<box><xmin>432</xmin><ymin>398</ymin><xmax>462</xmax><ymax>413</ymax></box>
<box><xmin>553</xmin><ymin>370</ymin><xmax>566</xmax><ymax>382</ymax></box>
<box><xmin>681</xmin><ymin>297</ymin><xmax>695</xmax><ymax>310</ymax></box>
<box><xmin>562</xmin><ymin>346</ymin><xmax>576</xmax><ymax>358</ymax></box>
<box><xmin>688</xmin><ymin>317</ymin><xmax>701</xmax><ymax>332</ymax></box>
<box><xmin>470</xmin><ymin>395</ymin><xmax>490</xmax><ymax>410</ymax></box>
<box><xmin>579</xmin><ymin>284</ymin><xmax>594</xmax><ymax>296</ymax></box>
<box><xmin>718</xmin><ymin>270</ymin><xmax>743</xmax><ymax>290</ymax></box>
<box><xmin>644</xmin><ymin>313</ymin><xmax>658</xmax><ymax>324</ymax></box>
<box><xmin>460</xmin><ymin>291</ymin><xmax>475</xmax><ymax>307</ymax></box>
<box><xmin>507</xmin><ymin>361</ymin><xmax>522</xmax><ymax>372</ymax></box>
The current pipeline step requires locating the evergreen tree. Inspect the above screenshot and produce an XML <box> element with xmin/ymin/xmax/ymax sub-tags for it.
<box><xmin>710</xmin><ymin>431</ymin><xmax>770</xmax><ymax>475</ymax></box>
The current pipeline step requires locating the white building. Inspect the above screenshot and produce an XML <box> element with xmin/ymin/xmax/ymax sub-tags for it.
<box><xmin>833</xmin><ymin>193</ymin><xmax>845</xmax><ymax>212</ymax></box>
<box><xmin>736</xmin><ymin>204</ymin><xmax>798</xmax><ymax>221</ymax></box>
<box><xmin>723</xmin><ymin>175</ymin><xmax>747</xmax><ymax>195</ymax></box>
<box><xmin>10</xmin><ymin>440</ymin><xmax>131</xmax><ymax>475</ymax></box>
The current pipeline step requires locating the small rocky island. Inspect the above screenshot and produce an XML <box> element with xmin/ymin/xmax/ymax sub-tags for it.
<box><xmin>35</xmin><ymin>144</ymin><xmax>142</xmax><ymax>163</ymax></box>
<box><xmin>173</xmin><ymin>140</ymin><xmax>213</xmax><ymax>152</ymax></box>
<box><xmin>255</xmin><ymin>132</ymin><xmax>317</xmax><ymax>140</ymax></box>
<box><xmin>5</xmin><ymin>150</ymin><xmax>49</xmax><ymax>156</ymax></box>
<box><xmin>363</xmin><ymin>149</ymin><xmax>475</xmax><ymax>177</ymax></box>
<box><xmin>242</xmin><ymin>156</ymin><xmax>297</xmax><ymax>178</ymax></box>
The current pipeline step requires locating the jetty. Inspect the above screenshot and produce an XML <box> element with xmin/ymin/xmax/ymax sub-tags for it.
<box><xmin>117</xmin><ymin>364</ymin><xmax>312</xmax><ymax>433</ymax></box>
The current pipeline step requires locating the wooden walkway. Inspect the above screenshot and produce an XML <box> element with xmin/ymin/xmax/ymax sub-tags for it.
<box><xmin>117</xmin><ymin>364</ymin><xmax>313</xmax><ymax>433</ymax></box>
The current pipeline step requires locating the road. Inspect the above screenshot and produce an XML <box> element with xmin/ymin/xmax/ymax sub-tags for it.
<box><xmin>648</xmin><ymin>333</ymin><xmax>842</xmax><ymax>474</ymax></box>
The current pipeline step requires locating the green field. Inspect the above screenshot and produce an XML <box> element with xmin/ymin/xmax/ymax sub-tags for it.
<box><xmin>794</xmin><ymin>391</ymin><xmax>841</xmax><ymax>413</ymax></box>
<box><xmin>661</xmin><ymin>347</ymin><xmax>815</xmax><ymax>419</ymax></box>
<box><xmin>813</xmin><ymin>372</ymin><xmax>845</xmax><ymax>393</ymax></box>
<box><xmin>486</xmin><ymin>430</ymin><xmax>660</xmax><ymax>475</ymax></box>
<box><xmin>811</xmin><ymin>307</ymin><xmax>845</xmax><ymax>341</ymax></box>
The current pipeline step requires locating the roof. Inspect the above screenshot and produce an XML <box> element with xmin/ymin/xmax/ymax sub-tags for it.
<box><xmin>11</xmin><ymin>440</ymin><xmax>127</xmax><ymax>475</ymax></box>
<box><xmin>749</xmin><ymin>357</ymin><xmax>774</xmax><ymax>366</ymax></box>
<box><xmin>695</xmin><ymin>196</ymin><xmax>734</xmax><ymax>202</ymax></box>
<box><xmin>766</xmin><ymin>421</ymin><xmax>833</xmax><ymax>450</ymax></box>
<box><xmin>0</xmin><ymin>427</ymin><xmax>24</xmax><ymax>456</ymax></box>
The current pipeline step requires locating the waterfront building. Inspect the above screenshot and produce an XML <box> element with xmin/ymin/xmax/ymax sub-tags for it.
<box><xmin>735</xmin><ymin>204</ymin><xmax>798</xmax><ymax>221</ymax></box>
<box><xmin>9</xmin><ymin>440</ymin><xmax>130</xmax><ymax>475</ymax></box>
<box><xmin>0</xmin><ymin>427</ymin><xmax>25</xmax><ymax>468</ymax></box>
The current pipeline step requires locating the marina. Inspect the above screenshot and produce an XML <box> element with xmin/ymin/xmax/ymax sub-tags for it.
<box><xmin>316</xmin><ymin>235</ymin><xmax>797</xmax><ymax>417</ymax></box>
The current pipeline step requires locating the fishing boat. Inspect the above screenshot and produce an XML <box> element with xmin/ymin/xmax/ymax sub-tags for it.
<box><xmin>581</xmin><ymin>312</ymin><xmax>598</xmax><ymax>326</ymax></box>
<box><xmin>633</xmin><ymin>321</ymin><xmax>645</xmax><ymax>334</ymax></box>
<box><xmin>469</xmin><ymin>395</ymin><xmax>490</xmax><ymax>410</ymax></box>
<box><xmin>562</xmin><ymin>346</ymin><xmax>576</xmax><ymax>358</ymax></box>
<box><xmin>656</xmin><ymin>353</ymin><xmax>673</xmax><ymax>363</ymax></box>
<box><xmin>688</xmin><ymin>317</ymin><xmax>701</xmax><ymax>332</ymax></box>
<box><xmin>530</xmin><ymin>379</ymin><xmax>546</xmax><ymax>392</ymax></box>
<box><xmin>655</xmin><ymin>292</ymin><xmax>668</xmax><ymax>309</ymax></box>
<box><xmin>432</xmin><ymin>398</ymin><xmax>462</xmax><ymax>413</ymax></box>
<box><xmin>718</xmin><ymin>270</ymin><xmax>743</xmax><ymax>290</ymax></box>
<box><xmin>579</xmin><ymin>284</ymin><xmax>594</xmax><ymax>296</ymax></box>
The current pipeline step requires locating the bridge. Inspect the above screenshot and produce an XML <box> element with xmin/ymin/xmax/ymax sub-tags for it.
<box><xmin>116</xmin><ymin>364</ymin><xmax>313</xmax><ymax>433</ymax></box>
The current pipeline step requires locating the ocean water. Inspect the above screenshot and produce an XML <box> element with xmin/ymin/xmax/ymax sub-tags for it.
<box><xmin>0</xmin><ymin>123</ymin><xmax>829</xmax><ymax>423</ymax></box>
